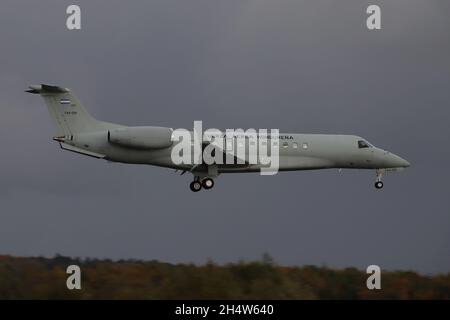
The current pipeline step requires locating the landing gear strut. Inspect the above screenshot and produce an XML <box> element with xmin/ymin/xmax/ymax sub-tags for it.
<box><xmin>374</xmin><ymin>169</ymin><xmax>384</xmax><ymax>189</ymax></box>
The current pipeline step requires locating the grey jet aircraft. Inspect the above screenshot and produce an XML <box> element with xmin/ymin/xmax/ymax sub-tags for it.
<box><xmin>27</xmin><ymin>84</ymin><xmax>410</xmax><ymax>192</ymax></box>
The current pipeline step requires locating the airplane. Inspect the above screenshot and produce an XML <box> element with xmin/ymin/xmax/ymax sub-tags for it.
<box><xmin>27</xmin><ymin>84</ymin><xmax>410</xmax><ymax>192</ymax></box>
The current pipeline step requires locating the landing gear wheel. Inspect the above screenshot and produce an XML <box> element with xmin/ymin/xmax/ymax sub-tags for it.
<box><xmin>375</xmin><ymin>181</ymin><xmax>384</xmax><ymax>189</ymax></box>
<box><xmin>202</xmin><ymin>178</ymin><xmax>214</xmax><ymax>190</ymax></box>
<box><xmin>190</xmin><ymin>181</ymin><xmax>202</xmax><ymax>192</ymax></box>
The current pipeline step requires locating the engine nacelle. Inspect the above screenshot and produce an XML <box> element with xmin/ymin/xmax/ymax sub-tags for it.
<box><xmin>108</xmin><ymin>126</ymin><xmax>173</xmax><ymax>149</ymax></box>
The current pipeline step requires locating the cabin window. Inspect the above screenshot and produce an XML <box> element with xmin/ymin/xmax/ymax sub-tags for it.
<box><xmin>358</xmin><ymin>140</ymin><xmax>370</xmax><ymax>149</ymax></box>
<box><xmin>302</xmin><ymin>142</ymin><xmax>309</xmax><ymax>149</ymax></box>
<box><xmin>293</xmin><ymin>142</ymin><xmax>298</xmax><ymax>149</ymax></box>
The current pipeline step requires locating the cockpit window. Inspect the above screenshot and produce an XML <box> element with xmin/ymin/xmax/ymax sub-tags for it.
<box><xmin>358</xmin><ymin>140</ymin><xmax>370</xmax><ymax>149</ymax></box>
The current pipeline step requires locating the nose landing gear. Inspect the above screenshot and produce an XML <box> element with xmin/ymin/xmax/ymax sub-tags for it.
<box><xmin>375</xmin><ymin>181</ymin><xmax>384</xmax><ymax>189</ymax></box>
<box><xmin>374</xmin><ymin>169</ymin><xmax>384</xmax><ymax>189</ymax></box>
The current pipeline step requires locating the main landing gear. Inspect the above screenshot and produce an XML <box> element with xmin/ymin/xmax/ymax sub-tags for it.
<box><xmin>189</xmin><ymin>180</ymin><xmax>202</xmax><ymax>192</ymax></box>
<box><xmin>189</xmin><ymin>177</ymin><xmax>215</xmax><ymax>192</ymax></box>
<box><xmin>374</xmin><ymin>169</ymin><xmax>384</xmax><ymax>189</ymax></box>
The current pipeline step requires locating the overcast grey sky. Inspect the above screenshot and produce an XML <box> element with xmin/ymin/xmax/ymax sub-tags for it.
<box><xmin>0</xmin><ymin>0</ymin><xmax>449</xmax><ymax>274</ymax></box>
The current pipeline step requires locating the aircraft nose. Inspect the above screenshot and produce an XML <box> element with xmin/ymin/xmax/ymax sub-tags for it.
<box><xmin>402</xmin><ymin>158</ymin><xmax>410</xmax><ymax>168</ymax></box>
<box><xmin>391</xmin><ymin>154</ymin><xmax>410</xmax><ymax>168</ymax></box>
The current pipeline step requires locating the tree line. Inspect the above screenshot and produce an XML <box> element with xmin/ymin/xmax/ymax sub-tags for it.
<box><xmin>0</xmin><ymin>254</ymin><xmax>449</xmax><ymax>299</ymax></box>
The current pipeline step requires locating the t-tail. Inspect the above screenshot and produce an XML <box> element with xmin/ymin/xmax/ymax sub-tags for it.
<box><xmin>26</xmin><ymin>84</ymin><xmax>120</xmax><ymax>138</ymax></box>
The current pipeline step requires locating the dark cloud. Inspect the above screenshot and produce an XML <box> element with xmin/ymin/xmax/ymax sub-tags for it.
<box><xmin>1</xmin><ymin>0</ymin><xmax>449</xmax><ymax>273</ymax></box>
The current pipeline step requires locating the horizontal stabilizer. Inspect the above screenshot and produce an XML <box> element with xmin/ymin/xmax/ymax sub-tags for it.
<box><xmin>26</xmin><ymin>84</ymin><xmax>69</xmax><ymax>94</ymax></box>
